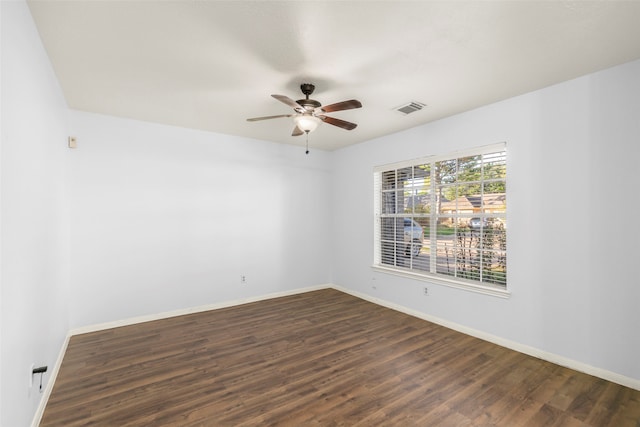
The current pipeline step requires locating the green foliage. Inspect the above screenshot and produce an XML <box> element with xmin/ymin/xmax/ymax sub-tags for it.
<box><xmin>435</xmin><ymin>154</ymin><xmax>506</xmax><ymax>202</ymax></box>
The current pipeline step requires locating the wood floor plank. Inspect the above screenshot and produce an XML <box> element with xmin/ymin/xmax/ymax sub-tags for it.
<box><xmin>40</xmin><ymin>289</ymin><xmax>640</xmax><ymax>426</ymax></box>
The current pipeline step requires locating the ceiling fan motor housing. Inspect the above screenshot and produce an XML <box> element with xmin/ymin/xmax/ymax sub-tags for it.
<box><xmin>297</xmin><ymin>98</ymin><xmax>321</xmax><ymax>109</ymax></box>
<box><xmin>298</xmin><ymin>83</ymin><xmax>321</xmax><ymax>110</ymax></box>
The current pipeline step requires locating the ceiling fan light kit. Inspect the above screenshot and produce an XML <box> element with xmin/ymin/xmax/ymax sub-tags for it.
<box><xmin>247</xmin><ymin>83</ymin><xmax>362</xmax><ymax>153</ymax></box>
<box><xmin>293</xmin><ymin>114</ymin><xmax>321</xmax><ymax>133</ymax></box>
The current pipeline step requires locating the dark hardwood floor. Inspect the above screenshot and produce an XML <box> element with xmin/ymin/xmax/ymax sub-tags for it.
<box><xmin>40</xmin><ymin>289</ymin><xmax>640</xmax><ymax>426</ymax></box>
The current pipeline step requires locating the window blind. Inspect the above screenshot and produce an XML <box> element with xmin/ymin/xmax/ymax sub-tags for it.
<box><xmin>373</xmin><ymin>143</ymin><xmax>507</xmax><ymax>289</ymax></box>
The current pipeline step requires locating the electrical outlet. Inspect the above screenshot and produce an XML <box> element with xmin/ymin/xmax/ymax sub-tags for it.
<box><xmin>423</xmin><ymin>287</ymin><xmax>429</xmax><ymax>296</ymax></box>
<box><xmin>240</xmin><ymin>275</ymin><xmax>246</xmax><ymax>284</ymax></box>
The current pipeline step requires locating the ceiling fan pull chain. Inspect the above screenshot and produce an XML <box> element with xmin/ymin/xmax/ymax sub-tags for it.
<box><xmin>305</xmin><ymin>132</ymin><xmax>310</xmax><ymax>155</ymax></box>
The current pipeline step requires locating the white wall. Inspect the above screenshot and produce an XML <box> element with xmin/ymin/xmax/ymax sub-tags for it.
<box><xmin>1</xmin><ymin>2</ymin><xmax>71</xmax><ymax>426</ymax></box>
<box><xmin>332</xmin><ymin>58</ymin><xmax>640</xmax><ymax>384</ymax></box>
<box><xmin>66</xmin><ymin>111</ymin><xmax>332</xmax><ymax>328</ymax></box>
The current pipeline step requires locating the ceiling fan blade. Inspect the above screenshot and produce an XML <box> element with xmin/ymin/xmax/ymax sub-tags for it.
<box><xmin>292</xmin><ymin>126</ymin><xmax>304</xmax><ymax>136</ymax></box>
<box><xmin>319</xmin><ymin>115</ymin><xmax>358</xmax><ymax>131</ymax></box>
<box><xmin>246</xmin><ymin>114</ymin><xmax>292</xmax><ymax>122</ymax></box>
<box><xmin>320</xmin><ymin>99</ymin><xmax>362</xmax><ymax>113</ymax></box>
<box><xmin>272</xmin><ymin>94</ymin><xmax>304</xmax><ymax>112</ymax></box>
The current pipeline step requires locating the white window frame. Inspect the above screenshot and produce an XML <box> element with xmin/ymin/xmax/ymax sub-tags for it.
<box><xmin>373</xmin><ymin>143</ymin><xmax>509</xmax><ymax>298</ymax></box>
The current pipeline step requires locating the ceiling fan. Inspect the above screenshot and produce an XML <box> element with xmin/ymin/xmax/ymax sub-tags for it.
<box><xmin>246</xmin><ymin>83</ymin><xmax>362</xmax><ymax>138</ymax></box>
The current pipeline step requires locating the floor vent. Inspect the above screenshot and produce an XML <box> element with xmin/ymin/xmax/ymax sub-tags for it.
<box><xmin>395</xmin><ymin>101</ymin><xmax>426</xmax><ymax>115</ymax></box>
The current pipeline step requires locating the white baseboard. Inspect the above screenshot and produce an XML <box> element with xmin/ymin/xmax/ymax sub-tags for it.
<box><xmin>69</xmin><ymin>284</ymin><xmax>332</xmax><ymax>336</ymax></box>
<box><xmin>31</xmin><ymin>333</ymin><xmax>70</xmax><ymax>427</ymax></box>
<box><xmin>333</xmin><ymin>284</ymin><xmax>640</xmax><ymax>392</ymax></box>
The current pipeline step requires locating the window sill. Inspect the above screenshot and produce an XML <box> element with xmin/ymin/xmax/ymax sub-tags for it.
<box><xmin>371</xmin><ymin>265</ymin><xmax>511</xmax><ymax>299</ymax></box>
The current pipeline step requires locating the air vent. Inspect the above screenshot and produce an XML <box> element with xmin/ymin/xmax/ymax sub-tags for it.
<box><xmin>395</xmin><ymin>101</ymin><xmax>426</xmax><ymax>115</ymax></box>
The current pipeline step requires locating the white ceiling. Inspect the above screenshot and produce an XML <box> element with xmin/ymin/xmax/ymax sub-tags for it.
<box><xmin>27</xmin><ymin>0</ymin><xmax>640</xmax><ymax>151</ymax></box>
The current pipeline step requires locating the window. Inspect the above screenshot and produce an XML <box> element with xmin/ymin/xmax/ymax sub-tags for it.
<box><xmin>373</xmin><ymin>143</ymin><xmax>507</xmax><ymax>294</ymax></box>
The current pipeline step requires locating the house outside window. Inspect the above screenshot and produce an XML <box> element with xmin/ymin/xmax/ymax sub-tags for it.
<box><xmin>373</xmin><ymin>143</ymin><xmax>507</xmax><ymax>296</ymax></box>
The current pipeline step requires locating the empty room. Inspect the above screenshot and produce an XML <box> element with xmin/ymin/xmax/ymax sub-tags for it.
<box><xmin>2</xmin><ymin>1</ymin><xmax>640</xmax><ymax>426</ymax></box>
